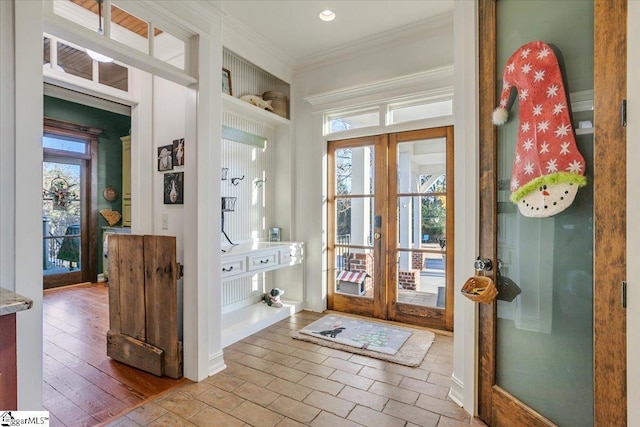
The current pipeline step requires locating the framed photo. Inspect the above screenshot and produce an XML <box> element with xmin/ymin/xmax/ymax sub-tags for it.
<box><xmin>157</xmin><ymin>144</ymin><xmax>173</xmax><ymax>171</ymax></box>
<box><xmin>163</xmin><ymin>172</ymin><xmax>184</xmax><ymax>205</ymax></box>
<box><xmin>222</xmin><ymin>68</ymin><xmax>232</xmax><ymax>95</ymax></box>
<box><xmin>172</xmin><ymin>138</ymin><xmax>185</xmax><ymax>167</ymax></box>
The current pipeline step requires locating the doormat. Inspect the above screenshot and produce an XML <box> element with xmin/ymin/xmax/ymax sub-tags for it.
<box><xmin>292</xmin><ymin>314</ymin><xmax>435</xmax><ymax>366</ymax></box>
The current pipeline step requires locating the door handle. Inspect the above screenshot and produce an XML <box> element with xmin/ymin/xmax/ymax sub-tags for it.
<box><xmin>374</xmin><ymin>232</ymin><xmax>381</xmax><ymax>239</ymax></box>
<box><xmin>474</xmin><ymin>258</ymin><xmax>493</xmax><ymax>271</ymax></box>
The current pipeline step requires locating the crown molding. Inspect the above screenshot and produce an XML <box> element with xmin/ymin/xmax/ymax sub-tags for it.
<box><xmin>305</xmin><ymin>65</ymin><xmax>454</xmax><ymax>110</ymax></box>
<box><xmin>295</xmin><ymin>11</ymin><xmax>453</xmax><ymax>73</ymax></box>
<box><xmin>222</xmin><ymin>12</ymin><xmax>296</xmax><ymax>83</ymax></box>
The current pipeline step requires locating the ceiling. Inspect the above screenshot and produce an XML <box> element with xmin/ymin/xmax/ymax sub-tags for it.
<box><xmin>220</xmin><ymin>1</ymin><xmax>453</xmax><ymax>63</ymax></box>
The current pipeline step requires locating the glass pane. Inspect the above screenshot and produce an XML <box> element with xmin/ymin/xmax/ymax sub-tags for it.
<box><xmin>396</xmin><ymin>249</ymin><xmax>446</xmax><ymax>308</ymax></box>
<box><xmin>57</xmin><ymin>41</ymin><xmax>92</xmax><ymax>80</ymax></box>
<box><xmin>99</xmin><ymin>62</ymin><xmax>128</xmax><ymax>91</ymax></box>
<box><xmin>43</xmin><ymin>36</ymin><xmax>50</xmax><ymax>65</ymax></box>
<box><xmin>335</xmin><ymin>197</ymin><xmax>374</xmax><ymax>247</ymax></box>
<box><xmin>334</xmin><ymin>247</ymin><xmax>374</xmax><ymax>299</ymax></box>
<box><xmin>335</xmin><ymin>146</ymin><xmax>374</xmax><ymax>195</ymax></box>
<box><xmin>110</xmin><ymin>4</ymin><xmax>149</xmax><ymax>54</ymax></box>
<box><xmin>389</xmin><ymin>100</ymin><xmax>452</xmax><ymax>125</ymax></box>
<box><xmin>43</xmin><ymin>162</ymin><xmax>82</xmax><ymax>274</ymax></box>
<box><xmin>153</xmin><ymin>27</ymin><xmax>186</xmax><ymax>70</ymax></box>
<box><xmin>327</xmin><ymin>109</ymin><xmax>379</xmax><ymax>134</ymax></box>
<box><xmin>397</xmin><ymin>138</ymin><xmax>446</xmax><ymax>193</ymax></box>
<box><xmin>495</xmin><ymin>1</ymin><xmax>594</xmax><ymax>426</ymax></box>
<box><xmin>397</xmin><ymin>196</ymin><xmax>446</xmax><ymax>250</ymax></box>
<box><xmin>43</xmin><ymin>136</ymin><xmax>87</xmax><ymax>154</ymax></box>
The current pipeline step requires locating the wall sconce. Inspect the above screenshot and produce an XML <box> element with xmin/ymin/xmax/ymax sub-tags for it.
<box><xmin>231</xmin><ymin>175</ymin><xmax>245</xmax><ymax>186</ymax></box>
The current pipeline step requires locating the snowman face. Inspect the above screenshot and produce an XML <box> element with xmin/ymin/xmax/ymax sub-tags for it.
<box><xmin>517</xmin><ymin>182</ymin><xmax>580</xmax><ymax>218</ymax></box>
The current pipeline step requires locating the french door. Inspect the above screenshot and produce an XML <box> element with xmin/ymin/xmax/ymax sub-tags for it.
<box><xmin>478</xmin><ymin>1</ymin><xmax>626</xmax><ymax>426</ymax></box>
<box><xmin>42</xmin><ymin>118</ymin><xmax>99</xmax><ymax>289</ymax></box>
<box><xmin>327</xmin><ymin>127</ymin><xmax>454</xmax><ymax>330</ymax></box>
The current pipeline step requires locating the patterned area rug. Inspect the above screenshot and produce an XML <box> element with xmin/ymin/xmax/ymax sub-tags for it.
<box><xmin>292</xmin><ymin>314</ymin><xmax>435</xmax><ymax>367</ymax></box>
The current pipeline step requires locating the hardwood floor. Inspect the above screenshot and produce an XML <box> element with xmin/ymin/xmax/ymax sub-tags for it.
<box><xmin>43</xmin><ymin>283</ymin><xmax>184</xmax><ymax>426</ymax></box>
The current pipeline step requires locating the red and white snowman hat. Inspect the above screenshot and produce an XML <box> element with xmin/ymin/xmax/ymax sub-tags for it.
<box><xmin>493</xmin><ymin>40</ymin><xmax>587</xmax><ymax>218</ymax></box>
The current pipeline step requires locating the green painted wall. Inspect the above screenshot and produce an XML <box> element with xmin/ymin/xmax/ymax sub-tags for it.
<box><xmin>44</xmin><ymin>95</ymin><xmax>131</xmax><ymax>275</ymax></box>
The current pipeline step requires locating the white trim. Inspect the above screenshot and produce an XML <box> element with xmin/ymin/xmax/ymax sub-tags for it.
<box><xmin>305</xmin><ymin>67</ymin><xmax>454</xmax><ymax>110</ymax></box>
<box><xmin>43</xmin><ymin>83</ymin><xmax>133</xmax><ymax>116</ymax></box>
<box><xmin>324</xmin><ymin>116</ymin><xmax>454</xmax><ymax>142</ymax></box>
<box><xmin>208</xmin><ymin>350</ymin><xmax>226</xmax><ymax>376</ymax></box>
<box><xmin>296</xmin><ymin>11</ymin><xmax>454</xmax><ymax>72</ymax></box>
<box><xmin>449</xmin><ymin>374</ymin><xmax>465</xmax><ymax>407</ymax></box>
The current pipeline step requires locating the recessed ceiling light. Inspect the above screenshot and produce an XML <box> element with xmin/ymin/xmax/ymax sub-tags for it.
<box><xmin>319</xmin><ymin>9</ymin><xmax>336</xmax><ymax>22</ymax></box>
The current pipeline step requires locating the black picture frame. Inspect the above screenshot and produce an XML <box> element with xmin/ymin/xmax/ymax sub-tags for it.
<box><xmin>157</xmin><ymin>144</ymin><xmax>173</xmax><ymax>171</ymax></box>
<box><xmin>222</xmin><ymin>68</ymin><xmax>232</xmax><ymax>95</ymax></box>
<box><xmin>163</xmin><ymin>172</ymin><xmax>184</xmax><ymax>204</ymax></box>
<box><xmin>172</xmin><ymin>138</ymin><xmax>185</xmax><ymax>167</ymax></box>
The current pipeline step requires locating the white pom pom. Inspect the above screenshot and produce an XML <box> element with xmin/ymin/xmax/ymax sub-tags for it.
<box><xmin>492</xmin><ymin>107</ymin><xmax>508</xmax><ymax>125</ymax></box>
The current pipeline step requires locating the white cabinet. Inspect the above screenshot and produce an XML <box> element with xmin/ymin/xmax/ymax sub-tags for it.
<box><xmin>221</xmin><ymin>241</ymin><xmax>304</xmax><ymax>347</ymax></box>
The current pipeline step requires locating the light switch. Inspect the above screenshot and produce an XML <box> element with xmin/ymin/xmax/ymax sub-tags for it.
<box><xmin>162</xmin><ymin>213</ymin><xmax>169</xmax><ymax>230</ymax></box>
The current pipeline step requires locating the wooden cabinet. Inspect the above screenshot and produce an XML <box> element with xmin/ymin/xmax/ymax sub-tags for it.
<box><xmin>121</xmin><ymin>136</ymin><xmax>131</xmax><ymax>227</ymax></box>
<box><xmin>0</xmin><ymin>314</ymin><xmax>16</xmax><ymax>410</ymax></box>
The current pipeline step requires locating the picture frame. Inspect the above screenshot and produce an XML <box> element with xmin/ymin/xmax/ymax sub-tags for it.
<box><xmin>157</xmin><ymin>144</ymin><xmax>173</xmax><ymax>171</ymax></box>
<box><xmin>163</xmin><ymin>172</ymin><xmax>184</xmax><ymax>205</ymax></box>
<box><xmin>172</xmin><ymin>138</ymin><xmax>185</xmax><ymax>167</ymax></box>
<box><xmin>222</xmin><ymin>68</ymin><xmax>232</xmax><ymax>95</ymax></box>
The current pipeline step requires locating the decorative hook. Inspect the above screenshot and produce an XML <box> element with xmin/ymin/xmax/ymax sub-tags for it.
<box><xmin>231</xmin><ymin>175</ymin><xmax>245</xmax><ymax>186</ymax></box>
<box><xmin>254</xmin><ymin>179</ymin><xmax>267</xmax><ymax>188</ymax></box>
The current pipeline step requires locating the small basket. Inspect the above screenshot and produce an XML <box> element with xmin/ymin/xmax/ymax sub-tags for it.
<box><xmin>461</xmin><ymin>276</ymin><xmax>498</xmax><ymax>304</ymax></box>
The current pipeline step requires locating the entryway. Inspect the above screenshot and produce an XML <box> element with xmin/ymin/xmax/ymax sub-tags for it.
<box><xmin>327</xmin><ymin>127</ymin><xmax>454</xmax><ymax>331</ymax></box>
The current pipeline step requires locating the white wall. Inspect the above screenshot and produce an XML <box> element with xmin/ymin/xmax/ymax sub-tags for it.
<box><xmin>627</xmin><ymin>2</ymin><xmax>639</xmax><ymax>424</ymax></box>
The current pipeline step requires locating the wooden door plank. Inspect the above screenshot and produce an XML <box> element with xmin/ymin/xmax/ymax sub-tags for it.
<box><xmin>144</xmin><ymin>235</ymin><xmax>182</xmax><ymax>378</ymax></box>
<box><xmin>106</xmin><ymin>331</ymin><xmax>164</xmax><ymax>377</ymax></box>
<box><xmin>593</xmin><ymin>1</ymin><xmax>627</xmax><ymax>425</ymax></box>
<box><xmin>108</xmin><ymin>234</ymin><xmax>146</xmax><ymax>340</ymax></box>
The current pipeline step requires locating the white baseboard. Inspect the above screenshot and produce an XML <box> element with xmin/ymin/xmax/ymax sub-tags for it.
<box><xmin>449</xmin><ymin>373</ymin><xmax>464</xmax><ymax>407</ymax></box>
<box><xmin>208</xmin><ymin>350</ymin><xmax>226</xmax><ymax>377</ymax></box>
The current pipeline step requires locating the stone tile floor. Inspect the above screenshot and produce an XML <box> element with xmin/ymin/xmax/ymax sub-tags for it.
<box><xmin>104</xmin><ymin>311</ymin><xmax>487</xmax><ymax>427</ymax></box>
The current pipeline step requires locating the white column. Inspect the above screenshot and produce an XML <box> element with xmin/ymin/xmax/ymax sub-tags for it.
<box><xmin>398</xmin><ymin>151</ymin><xmax>411</xmax><ymax>270</ymax></box>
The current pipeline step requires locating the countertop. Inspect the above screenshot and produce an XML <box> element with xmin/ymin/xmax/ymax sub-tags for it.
<box><xmin>222</xmin><ymin>241</ymin><xmax>301</xmax><ymax>256</ymax></box>
<box><xmin>0</xmin><ymin>287</ymin><xmax>33</xmax><ymax>316</ymax></box>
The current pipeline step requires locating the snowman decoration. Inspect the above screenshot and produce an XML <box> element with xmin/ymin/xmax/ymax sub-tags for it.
<box><xmin>493</xmin><ymin>40</ymin><xmax>587</xmax><ymax>218</ymax></box>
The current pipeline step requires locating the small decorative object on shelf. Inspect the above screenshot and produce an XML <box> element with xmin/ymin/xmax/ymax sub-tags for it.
<box><xmin>157</xmin><ymin>145</ymin><xmax>173</xmax><ymax>171</ymax></box>
<box><xmin>262</xmin><ymin>91</ymin><xmax>288</xmax><ymax>119</ymax></box>
<box><xmin>239</xmin><ymin>95</ymin><xmax>274</xmax><ymax>111</ymax></box>
<box><xmin>222</xmin><ymin>68</ymin><xmax>232</xmax><ymax>95</ymax></box>
<box><xmin>262</xmin><ymin>288</ymin><xmax>284</xmax><ymax>308</ymax></box>
<box><xmin>269</xmin><ymin>227</ymin><xmax>281</xmax><ymax>242</ymax></box>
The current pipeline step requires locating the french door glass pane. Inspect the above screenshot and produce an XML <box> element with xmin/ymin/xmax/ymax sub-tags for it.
<box><xmin>43</xmin><ymin>161</ymin><xmax>82</xmax><ymax>274</ymax></box>
<box><xmin>396</xmin><ymin>249</ymin><xmax>446</xmax><ymax>308</ymax></box>
<box><xmin>335</xmin><ymin>146</ymin><xmax>374</xmax><ymax>195</ymax></box>
<box><xmin>496</xmin><ymin>1</ymin><xmax>594</xmax><ymax>426</ymax></box>
<box><xmin>334</xmin><ymin>197</ymin><xmax>374</xmax><ymax>247</ymax></box>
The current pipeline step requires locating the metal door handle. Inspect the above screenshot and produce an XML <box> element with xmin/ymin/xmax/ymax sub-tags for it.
<box><xmin>474</xmin><ymin>258</ymin><xmax>493</xmax><ymax>271</ymax></box>
<box><xmin>374</xmin><ymin>232</ymin><xmax>381</xmax><ymax>239</ymax></box>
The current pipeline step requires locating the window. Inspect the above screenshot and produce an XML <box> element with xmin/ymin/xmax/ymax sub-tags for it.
<box><xmin>325</xmin><ymin>108</ymin><xmax>380</xmax><ymax>135</ymax></box>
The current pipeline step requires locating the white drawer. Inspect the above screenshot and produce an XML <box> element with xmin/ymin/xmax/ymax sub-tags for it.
<box><xmin>247</xmin><ymin>252</ymin><xmax>278</xmax><ymax>271</ymax></box>
<box><xmin>278</xmin><ymin>246</ymin><xmax>301</xmax><ymax>264</ymax></box>
<box><xmin>221</xmin><ymin>257</ymin><xmax>246</xmax><ymax>278</ymax></box>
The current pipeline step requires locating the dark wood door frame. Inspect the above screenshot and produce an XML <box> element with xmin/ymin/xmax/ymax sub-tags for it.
<box><xmin>43</xmin><ymin>117</ymin><xmax>101</xmax><ymax>288</ymax></box>
<box><xmin>477</xmin><ymin>1</ymin><xmax>626</xmax><ymax>425</ymax></box>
